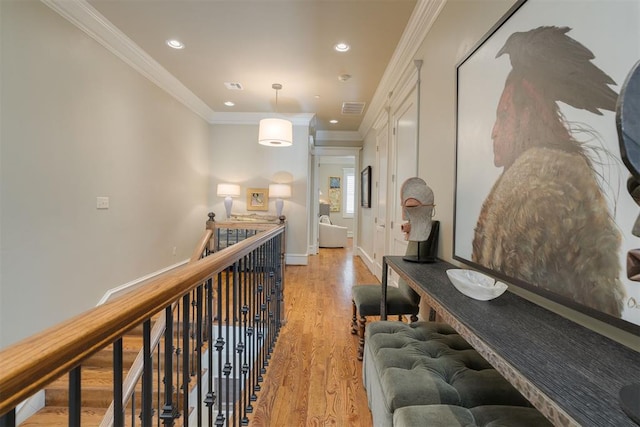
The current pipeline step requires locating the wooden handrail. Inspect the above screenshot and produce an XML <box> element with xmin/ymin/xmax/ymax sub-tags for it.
<box><xmin>0</xmin><ymin>224</ymin><xmax>284</xmax><ymax>416</ymax></box>
<box><xmin>190</xmin><ymin>228</ymin><xmax>213</xmax><ymax>262</ymax></box>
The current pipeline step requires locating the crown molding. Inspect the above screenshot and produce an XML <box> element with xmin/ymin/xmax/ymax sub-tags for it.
<box><xmin>41</xmin><ymin>0</ymin><xmax>445</xmax><ymax>138</ymax></box>
<box><xmin>210</xmin><ymin>112</ymin><xmax>316</xmax><ymax>126</ymax></box>
<box><xmin>358</xmin><ymin>0</ymin><xmax>447</xmax><ymax>137</ymax></box>
<box><xmin>41</xmin><ymin>0</ymin><xmax>216</xmax><ymax>123</ymax></box>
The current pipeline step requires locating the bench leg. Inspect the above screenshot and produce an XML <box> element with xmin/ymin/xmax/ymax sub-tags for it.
<box><xmin>410</xmin><ymin>314</ymin><xmax>418</xmax><ymax>323</ymax></box>
<box><xmin>358</xmin><ymin>315</ymin><xmax>367</xmax><ymax>361</ymax></box>
<box><xmin>351</xmin><ymin>301</ymin><xmax>358</xmax><ymax>335</ymax></box>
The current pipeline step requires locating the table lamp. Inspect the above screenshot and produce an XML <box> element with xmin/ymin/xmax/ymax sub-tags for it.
<box><xmin>268</xmin><ymin>184</ymin><xmax>291</xmax><ymax>218</ymax></box>
<box><xmin>217</xmin><ymin>183</ymin><xmax>241</xmax><ymax>218</ymax></box>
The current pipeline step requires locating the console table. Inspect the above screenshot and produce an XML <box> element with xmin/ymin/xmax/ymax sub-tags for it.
<box><xmin>381</xmin><ymin>256</ymin><xmax>640</xmax><ymax>426</ymax></box>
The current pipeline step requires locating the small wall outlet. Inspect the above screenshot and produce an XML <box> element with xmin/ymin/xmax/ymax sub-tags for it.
<box><xmin>96</xmin><ymin>197</ymin><xmax>109</xmax><ymax>209</ymax></box>
<box><xmin>172</xmin><ymin>246</ymin><xmax>177</xmax><ymax>256</ymax></box>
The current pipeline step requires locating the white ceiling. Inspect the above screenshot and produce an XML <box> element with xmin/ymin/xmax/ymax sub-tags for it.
<box><xmin>49</xmin><ymin>0</ymin><xmax>442</xmax><ymax>144</ymax></box>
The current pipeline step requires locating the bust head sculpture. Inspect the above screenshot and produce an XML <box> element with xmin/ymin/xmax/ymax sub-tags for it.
<box><xmin>400</xmin><ymin>177</ymin><xmax>439</xmax><ymax>263</ymax></box>
<box><xmin>400</xmin><ymin>177</ymin><xmax>435</xmax><ymax>242</ymax></box>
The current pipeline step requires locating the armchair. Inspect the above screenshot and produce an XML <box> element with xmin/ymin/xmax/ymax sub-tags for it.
<box><xmin>318</xmin><ymin>215</ymin><xmax>348</xmax><ymax>248</ymax></box>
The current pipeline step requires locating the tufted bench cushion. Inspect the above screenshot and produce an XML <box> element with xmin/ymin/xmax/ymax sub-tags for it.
<box><xmin>363</xmin><ymin>321</ymin><xmax>541</xmax><ymax>426</ymax></box>
<box><xmin>393</xmin><ymin>404</ymin><xmax>552</xmax><ymax>426</ymax></box>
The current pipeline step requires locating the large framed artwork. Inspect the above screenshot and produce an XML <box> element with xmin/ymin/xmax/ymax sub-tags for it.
<box><xmin>454</xmin><ymin>0</ymin><xmax>640</xmax><ymax>334</ymax></box>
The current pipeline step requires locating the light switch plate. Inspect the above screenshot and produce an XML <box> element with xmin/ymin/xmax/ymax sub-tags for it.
<box><xmin>96</xmin><ymin>197</ymin><xmax>109</xmax><ymax>209</ymax></box>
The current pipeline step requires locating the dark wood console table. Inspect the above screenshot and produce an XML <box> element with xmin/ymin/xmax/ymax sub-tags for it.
<box><xmin>381</xmin><ymin>256</ymin><xmax>640</xmax><ymax>426</ymax></box>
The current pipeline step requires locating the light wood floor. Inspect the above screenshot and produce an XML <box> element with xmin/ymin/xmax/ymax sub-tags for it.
<box><xmin>248</xmin><ymin>240</ymin><xmax>377</xmax><ymax>426</ymax></box>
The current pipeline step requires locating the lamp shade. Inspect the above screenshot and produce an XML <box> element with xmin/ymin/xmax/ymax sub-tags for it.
<box><xmin>258</xmin><ymin>118</ymin><xmax>293</xmax><ymax>147</ymax></box>
<box><xmin>216</xmin><ymin>183</ymin><xmax>241</xmax><ymax>197</ymax></box>
<box><xmin>269</xmin><ymin>184</ymin><xmax>291</xmax><ymax>199</ymax></box>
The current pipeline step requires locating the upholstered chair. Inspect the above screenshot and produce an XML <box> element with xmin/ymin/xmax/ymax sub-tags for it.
<box><xmin>319</xmin><ymin>215</ymin><xmax>348</xmax><ymax>248</ymax></box>
<box><xmin>351</xmin><ymin>221</ymin><xmax>439</xmax><ymax>360</ymax></box>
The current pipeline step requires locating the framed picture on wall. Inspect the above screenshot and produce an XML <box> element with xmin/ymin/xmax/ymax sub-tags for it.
<box><xmin>329</xmin><ymin>176</ymin><xmax>341</xmax><ymax>212</ymax></box>
<box><xmin>361</xmin><ymin>166</ymin><xmax>371</xmax><ymax>208</ymax></box>
<box><xmin>246</xmin><ymin>188</ymin><xmax>268</xmax><ymax>211</ymax></box>
<box><xmin>453</xmin><ymin>0</ymin><xmax>640</xmax><ymax>334</ymax></box>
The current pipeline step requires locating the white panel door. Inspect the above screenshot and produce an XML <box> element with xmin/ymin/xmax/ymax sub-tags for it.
<box><xmin>373</xmin><ymin>122</ymin><xmax>389</xmax><ymax>279</ymax></box>
<box><xmin>390</xmin><ymin>90</ymin><xmax>418</xmax><ymax>258</ymax></box>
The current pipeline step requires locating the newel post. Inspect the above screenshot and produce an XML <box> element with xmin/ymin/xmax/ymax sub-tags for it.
<box><xmin>207</xmin><ymin>212</ymin><xmax>216</xmax><ymax>253</ymax></box>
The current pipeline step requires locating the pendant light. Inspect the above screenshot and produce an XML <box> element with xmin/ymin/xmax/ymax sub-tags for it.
<box><xmin>258</xmin><ymin>83</ymin><xmax>293</xmax><ymax>147</ymax></box>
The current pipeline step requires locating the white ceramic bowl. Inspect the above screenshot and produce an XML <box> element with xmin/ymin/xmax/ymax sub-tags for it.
<box><xmin>446</xmin><ymin>269</ymin><xmax>508</xmax><ymax>301</ymax></box>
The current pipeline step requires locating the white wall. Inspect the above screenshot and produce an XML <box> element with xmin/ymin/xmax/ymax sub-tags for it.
<box><xmin>0</xmin><ymin>1</ymin><xmax>210</xmax><ymax>348</ymax></box>
<box><xmin>209</xmin><ymin>124</ymin><xmax>310</xmax><ymax>263</ymax></box>
<box><xmin>357</xmin><ymin>131</ymin><xmax>377</xmax><ymax>266</ymax></box>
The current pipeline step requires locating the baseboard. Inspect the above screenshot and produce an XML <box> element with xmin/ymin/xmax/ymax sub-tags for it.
<box><xmin>357</xmin><ymin>247</ymin><xmax>375</xmax><ymax>272</ymax></box>
<box><xmin>96</xmin><ymin>259</ymin><xmax>190</xmax><ymax>306</ymax></box>
<box><xmin>15</xmin><ymin>391</ymin><xmax>44</xmax><ymax>425</ymax></box>
<box><xmin>286</xmin><ymin>253</ymin><xmax>308</xmax><ymax>265</ymax></box>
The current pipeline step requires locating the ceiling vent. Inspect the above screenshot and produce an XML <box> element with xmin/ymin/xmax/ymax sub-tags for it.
<box><xmin>341</xmin><ymin>101</ymin><xmax>366</xmax><ymax>115</ymax></box>
<box><xmin>224</xmin><ymin>82</ymin><xmax>244</xmax><ymax>90</ymax></box>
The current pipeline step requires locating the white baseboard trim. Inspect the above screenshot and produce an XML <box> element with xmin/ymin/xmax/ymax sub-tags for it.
<box><xmin>97</xmin><ymin>259</ymin><xmax>189</xmax><ymax>306</ymax></box>
<box><xmin>286</xmin><ymin>253</ymin><xmax>308</xmax><ymax>265</ymax></box>
<box><xmin>16</xmin><ymin>391</ymin><xmax>44</xmax><ymax>425</ymax></box>
<box><xmin>357</xmin><ymin>247</ymin><xmax>375</xmax><ymax>271</ymax></box>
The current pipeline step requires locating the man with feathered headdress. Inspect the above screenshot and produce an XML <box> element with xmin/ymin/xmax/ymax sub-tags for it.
<box><xmin>472</xmin><ymin>26</ymin><xmax>626</xmax><ymax>317</ymax></box>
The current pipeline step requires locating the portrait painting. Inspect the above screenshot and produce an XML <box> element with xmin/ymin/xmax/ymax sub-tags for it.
<box><xmin>454</xmin><ymin>0</ymin><xmax>640</xmax><ymax>333</ymax></box>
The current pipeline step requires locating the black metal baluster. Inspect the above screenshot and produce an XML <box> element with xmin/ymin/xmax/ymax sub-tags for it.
<box><xmin>232</xmin><ymin>260</ymin><xmax>240</xmax><ymax>426</ymax></box>
<box><xmin>182</xmin><ymin>293</ymin><xmax>190</xmax><ymax>427</ymax></box>
<box><xmin>276</xmin><ymin>234</ymin><xmax>283</xmax><ymax>332</ymax></box>
<box><xmin>204</xmin><ymin>278</ymin><xmax>216</xmax><ymax>427</ymax></box>
<box><xmin>241</xmin><ymin>255</ymin><xmax>250</xmax><ymax>426</ymax></box>
<box><xmin>68</xmin><ymin>366</ymin><xmax>81</xmax><ymax>427</ymax></box>
<box><xmin>114</xmin><ymin>338</ymin><xmax>124</xmax><ymax>427</ymax></box>
<box><xmin>0</xmin><ymin>409</ymin><xmax>16</xmax><ymax>427</ymax></box>
<box><xmin>156</xmin><ymin>338</ymin><xmax>161</xmax><ymax>427</ymax></box>
<box><xmin>249</xmin><ymin>248</ymin><xmax>258</xmax><ymax>406</ymax></box>
<box><xmin>196</xmin><ymin>284</ymin><xmax>204</xmax><ymax>427</ymax></box>
<box><xmin>224</xmin><ymin>265</ymin><xmax>232</xmax><ymax>424</ymax></box>
<box><xmin>215</xmin><ymin>271</ymin><xmax>226</xmax><ymax>427</ymax></box>
<box><xmin>258</xmin><ymin>244</ymin><xmax>266</xmax><ymax>386</ymax></box>
<box><xmin>265</xmin><ymin>241</ymin><xmax>274</xmax><ymax>369</ymax></box>
<box><xmin>141</xmin><ymin>319</ymin><xmax>153</xmax><ymax>427</ymax></box>
<box><xmin>160</xmin><ymin>306</ymin><xmax>177</xmax><ymax>426</ymax></box>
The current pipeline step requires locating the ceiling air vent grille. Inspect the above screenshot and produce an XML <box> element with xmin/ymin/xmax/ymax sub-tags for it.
<box><xmin>224</xmin><ymin>82</ymin><xmax>244</xmax><ymax>90</ymax></box>
<box><xmin>341</xmin><ymin>101</ymin><xmax>366</xmax><ymax>115</ymax></box>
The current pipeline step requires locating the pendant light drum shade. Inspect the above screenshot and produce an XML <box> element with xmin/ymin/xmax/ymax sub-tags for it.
<box><xmin>258</xmin><ymin>118</ymin><xmax>293</xmax><ymax>147</ymax></box>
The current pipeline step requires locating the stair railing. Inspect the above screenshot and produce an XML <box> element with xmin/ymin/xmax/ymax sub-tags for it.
<box><xmin>0</xmin><ymin>214</ymin><xmax>286</xmax><ymax>427</ymax></box>
<box><xmin>98</xmin><ymin>224</ymin><xmax>214</xmax><ymax>427</ymax></box>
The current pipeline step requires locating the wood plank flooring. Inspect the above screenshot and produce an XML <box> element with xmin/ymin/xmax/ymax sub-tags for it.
<box><xmin>248</xmin><ymin>240</ymin><xmax>377</xmax><ymax>426</ymax></box>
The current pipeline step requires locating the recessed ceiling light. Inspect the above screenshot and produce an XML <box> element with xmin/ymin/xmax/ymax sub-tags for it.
<box><xmin>329</xmin><ymin>119</ymin><xmax>339</xmax><ymax>124</ymax></box>
<box><xmin>224</xmin><ymin>101</ymin><xmax>235</xmax><ymax>107</ymax></box>
<box><xmin>334</xmin><ymin>42</ymin><xmax>350</xmax><ymax>52</ymax></box>
<box><xmin>166</xmin><ymin>39</ymin><xmax>184</xmax><ymax>49</ymax></box>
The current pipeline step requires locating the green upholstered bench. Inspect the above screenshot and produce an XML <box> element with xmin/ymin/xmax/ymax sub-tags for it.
<box><xmin>362</xmin><ymin>321</ymin><xmax>551</xmax><ymax>426</ymax></box>
<box><xmin>393</xmin><ymin>404</ymin><xmax>552</xmax><ymax>426</ymax></box>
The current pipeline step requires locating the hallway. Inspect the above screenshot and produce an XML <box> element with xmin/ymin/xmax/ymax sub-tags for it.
<box><xmin>248</xmin><ymin>240</ymin><xmax>377</xmax><ymax>426</ymax></box>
